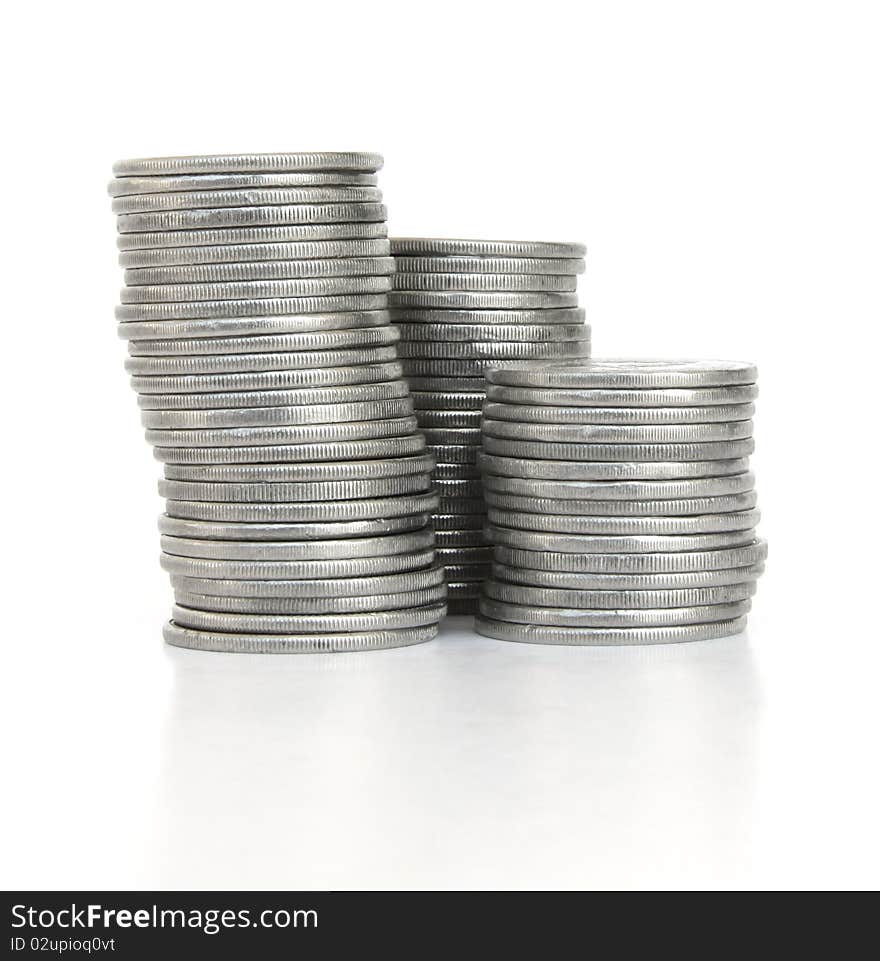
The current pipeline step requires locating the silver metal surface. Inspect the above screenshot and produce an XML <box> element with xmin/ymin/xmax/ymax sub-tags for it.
<box><xmin>128</xmin><ymin>326</ymin><xmax>399</xmax><ymax>356</ymax></box>
<box><xmin>152</xmin><ymin>435</ymin><xmax>427</xmax><ymax>465</ymax></box>
<box><xmin>474</xmin><ymin>616</ymin><xmax>747</xmax><ymax>646</ymax></box>
<box><xmin>163</xmin><ymin>621</ymin><xmax>440</xmax><ymax>654</ymax></box>
<box><xmin>124</xmin><ymin>256</ymin><xmax>394</xmax><ymax>285</ymax></box>
<box><xmin>119</xmin><ymin>238</ymin><xmax>391</xmax><ymax>268</ymax></box>
<box><xmin>390</xmin><ymin>238</ymin><xmax>586</xmax><ymax>258</ymax></box>
<box><xmin>484</xmin><ymin>360</ymin><xmax>758</xmax><ymax>389</ymax></box>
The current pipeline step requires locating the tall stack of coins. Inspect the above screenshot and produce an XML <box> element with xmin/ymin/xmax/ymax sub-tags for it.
<box><xmin>389</xmin><ymin>238</ymin><xmax>590</xmax><ymax>614</ymax></box>
<box><xmin>110</xmin><ymin>152</ymin><xmax>445</xmax><ymax>653</ymax></box>
<box><xmin>475</xmin><ymin>361</ymin><xmax>767</xmax><ymax>644</ymax></box>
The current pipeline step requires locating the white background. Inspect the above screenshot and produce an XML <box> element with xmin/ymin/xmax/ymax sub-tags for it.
<box><xmin>2</xmin><ymin>0</ymin><xmax>878</xmax><ymax>889</ymax></box>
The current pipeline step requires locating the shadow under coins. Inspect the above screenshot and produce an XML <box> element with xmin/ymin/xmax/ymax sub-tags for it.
<box><xmin>149</xmin><ymin>620</ymin><xmax>763</xmax><ymax>889</ymax></box>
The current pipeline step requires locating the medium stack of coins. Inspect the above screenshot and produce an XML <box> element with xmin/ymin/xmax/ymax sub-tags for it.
<box><xmin>388</xmin><ymin>238</ymin><xmax>590</xmax><ymax>614</ymax></box>
<box><xmin>110</xmin><ymin>152</ymin><xmax>446</xmax><ymax>653</ymax></box>
<box><xmin>475</xmin><ymin>361</ymin><xmax>767</xmax><ymax>644</ymax></box>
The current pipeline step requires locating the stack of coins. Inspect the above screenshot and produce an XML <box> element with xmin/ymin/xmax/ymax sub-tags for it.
<box><xmin>110</xmin><ymin>152</ymin><xmax>446</xmax><ymax>653</ymax></box>
<box><xmin>388</xmin><ymin>238</ymin><xmax>590</xmax><ymax>614</ymax></box>
<box><xmin>475</xmin><ymin>361</ymin><xmax>767</xmax><ymax>645</ymax></box>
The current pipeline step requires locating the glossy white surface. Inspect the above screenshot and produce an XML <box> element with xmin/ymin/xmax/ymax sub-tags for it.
<box><xmin>2</xmin><ymin>0</ymin><xmax>878</xmax><ymax>890</ymax></box>
<box><xmin>4</xmin><ymin>607</ymin><xmax>879</xmax><ymax>889</ymax></box>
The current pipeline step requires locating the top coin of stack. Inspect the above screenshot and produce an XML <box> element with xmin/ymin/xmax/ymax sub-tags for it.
<box><xmin>109</xmin><ymin>153</ymin><xmax>446</xmax><ymax>653</ymax></box>
<box><xmin>388</xmin><ymin>238</ymin><xmax>590</xmax><ymax>614</ymax></box>
<box><xmin>475</xmin><ymin>360</ymin><xmax>767</xmax><ymax>645</ymax></box>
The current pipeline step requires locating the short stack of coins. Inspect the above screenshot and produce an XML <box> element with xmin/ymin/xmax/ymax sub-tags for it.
<box><xmin>388</xmin><ymin>238</ymin><xmax>590</xmax><ymax>614</ymax></box>
<box><xmin>110</xmin><ymin>152</ymin><xmax>446</xmax><ymax>653</ymax></box>
<box><xmin>475</xmin><ymin>360</ymin><xmax>767</xmax><ymax>645</ymax></box>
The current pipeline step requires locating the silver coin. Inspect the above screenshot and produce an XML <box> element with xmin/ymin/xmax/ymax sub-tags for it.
<box><xmin>128</xmin><ymin>326</ymin><xmax>399</xmax><ymax>358</ymax></box>
<box><xmin>171</xmin><ymin>602</ymin><xmax>445</xmax><ymax>634</ymax></box>
<box><xmin>163</xmin><ymin>621</ymin><xmax>439</xmax><ymax>654</ymax></box>
<box><xmin>482</xmin><ymin>401</ymin><xmax>755</xmax><ymax>425</ymax></box>
<box><xmin>479</xmin><ymin>597</ymin><xmax>751</xmax><ymax>628</ymax></box>
<box><xmin>139</xmin><ymin>380</ymin><xmax>409</xmax><ymax>411</ymax></box>
<box><xmin>433</xmin><ymin>513</ymin><xmax>486</xmax><ymax>531</ymax></box>
<box><xmin>486</xmin><ymin>526</ymin><xmax>762</xmax><ymax>555</ymax></box>
<box><xmin>411</xmin><ymin>391</ymin><xmax>485</xmax><ymax>410</ymax></box>
<box><xmin>433</xmin><ymin>478</ymin><xmax>484</xmax><ymax>497</ymax></box>
<box><xmin>116</xmin><ymin>202</ymin><xmax>387</xmax><ymax>234</ymax></box>
<box><xmin>142</xmin><ymin>399</ymin><xmax>413</xmax><ymax>430</ymax></box>
<box><xmin>390</xmin><ymin>307</ymin><xmax>586</xmax><ymax>325</ymax></box>
<box><xmin>484</xmin><ymin>580</ymin><xmax>756</xmax><ymax>609</ymax></box>
<box><xmin>416</xmin><ymin>409</ymin><xmax>482</xmax><ymax>429</ymax></box>
<box><xmin>117</xmin><ymin>293</ymin><xmax>387</xmax><ymax>321</ymax></box>
<box><xmin>433</xmin><ymin>463</ymin><xmax>481</xmax><ymax>480</ymax></box>
<box><xmin>484</xmin><ymin>490</ymin><xmax>758</xmax><ymax>516</ymax></box>
<box><xmin>161</xmin><ymin>528</ymin><xmax>435</xmax><ymax>561</ymax></box>
<box><xmin>480</xmin><ymin>436</ymin><xmax>755</xmax><ymax>462</ymax></box>
<box><xmin>114</xmin><ymin>152</ymin><xmax>384</xmax><ymax>177</ymax></box>
<box><xmin>435</xmin><ymin>546</ymin><xmax>493</xmax><ymax>563</ymax></box>
<box><xmin>124</xmin><ymin>257</ymin><xmax>394</xmax><ymax>286</ymax></box>
<box><xmin>392</xmin><ymin>273</ymin><xmax>577</xmax><ymax>292</ymax></box>
<box><xmin>128</xmin><ymin>325</ymin><xmax>398</xmax><ymax>357</ymax></box>
<box><xmin>161</xmin><ymin>549</ymin><xmax>436</xmax><ymax>581</ymax></box>
<box><xmin>119</xmin><ymin>275</ymin><xmax>390</xmax><ymax>304</ymax></box>
<box><xmin>132</xmin><ymin>360</ymin><xmax>404</xmax><ymax>393</ymax></box>
<box><xmin>446</xmin><ymin>564</ymin><xmax>489</xmax><ymax>584</ymax></box>
<box><xmin>397</xmin><ymin>340</ymin><xmax>588</xmax><ymax>361</ymax></box>
<box><xmin>152</xmin><ymin>435</ymin><xmax>426</xmax><ymax>466</ymax></box>
<box><xmin>159</xmin><ymin>473</ymin><xmax>429</xmax><ymax>502</ymax></box>
<box><xmin>492</xmin><ymin>561</ymin><xmax>764</xmax><ymax>591</ymax></box>
<box><xmin>485</xmin><ymin>360</ymin><xmax>758</xmax><ymax>389</ymax></box>
<box><xmin>388</xmin><ymin>291</ymin><xmax>578</xmax><ymax>309</ymax></box>
<box><xmin>428</xmin><ymin>445</ymin><xmax>480</xmax><ymax>464</ymax></box>
<box><xmin>174</xmin><ymin>585</ymin><xmax>447</xmax><ymax>615</ymax></box>
<box><xmin>474</xmin><ymin>616</ymin><xmax>747</xmax><ymax>646</ymax></box>
<box><xmin>389</xmin><ymin>238</ymin><xmax>586</xmax><ymax>258</ymax></box>
<box><xmin>485</xmin><ymin>508</ymin><xmax>760</xmax><ymax>536</ymax></box>
<box><xmin>438</xmin><ymin>497</ymin><xmax>486</xmax><ymax>516</ymax></box>
<box><xmin>478</xmin><ymin>452</ymin><xmax>752</xmax><ymax>481</ymax></box>
<box><xmin>129</xmin><ymin>345</ymin><xmax>399</xmax><ymax>377</ymax></box>
<box><xmin>401</xmin><ymin>357</ymin><xmax>560</xmax><ymax>378</ymax></box>
<box><xmin>494</xmin><ymin>540</ymin><xmax>768</xmax><ymax>573</ymax></box>
<box><xmin>158</xmin><ymin>511</ymin><xmax>430</xmax><ymax>541</ymax></box>
<box><xmin>169</xmin><ymin>563</ymin><xmax>445</xmax><ymax>597</ymax></box>
<box><xmin>163</xmin><ymin>454</ymin><xmax>434</xmax><ymax>483</ymax></box>
<box><xmin>164</xmin><ymin>492</ymin><xmax>439</xmax><ymax>523</ymax></box>
<box><xmin>400</xmin><ymin>323</ymin><xmax>590</xmax><ymax>344</ymax></box>
<box><xmin>446</xmin><ymin>582</ymin><xmax>483</xmax><ymax>596</ymax></box>
<box><xmin>394</xmin><ymin>256</ymin><xmax>585</xmax><ymax>275</ymax></box>
<box><xmin>404</xmin><ymin>376</ymin><xmax>487</xmax><ymax>392</ymax></box>
<box><xmin>113</xmin><ymin>186</ymin><xmax>382</xmax><ymax>214</ymax></box>
<box><xmin>119</xmin><ymin>238</ymin><xmax>392</xmax><ymax>269</ymax></box>
<box><xmin>109</xmin><ymin>171</ymin><xmax>380</xmax><ymax>197</ymax></box>
<box><xmin>117</xmin><ymin>222</ymin><xmax>389</xmax><ymax>251</ymax></box>
<box><xmin>481</xmin><ymin>419</ymin><xmax>753</xmax><ymax>444</ymax></box>
<box><xmin>435</xmin><ymin>529</ymin><xmax>489</xmax><ymax>547</ymax></box>
<box><xmin>481</xmin><ymin>472</ymin><xmax>756</xmax><ymax>500</ymax></box>
<box><xmin>421</xmin><ymin>427</ymin><xmax>482</xmax><ymax>446</ymax></box>
<box><xmin>146</xmin><ymin>416</ymin><xmax>417</xmax><ymax>447</ymax></box>
<box><xmin>485</xmin><ymin>383</ymin><xmax>759</xmax><ymax>407</ymax></box>
<box><xmin>119</xmin><ymin>309</ymin><xmax>392</xmax><ymax>342</ymax></box>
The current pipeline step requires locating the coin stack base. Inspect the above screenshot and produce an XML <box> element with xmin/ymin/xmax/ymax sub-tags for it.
<box><xmin>475</xmin><ymin>360</ymin><xmax>766</xmax><ymax>645</ymax></box>
<box><xmin>110</xmin><ymin>153</ymin><xmax>446</xmax><ymax>652</ymax></box>
<box><xmin>390</xmin><ymin>238</ymin><xmax>590</xmax><ymax>614</ymax></box>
